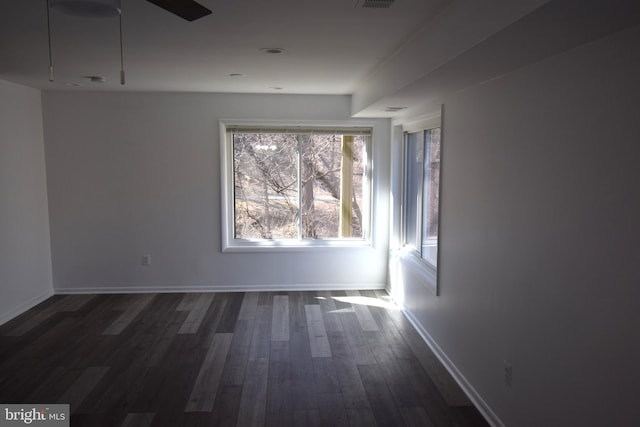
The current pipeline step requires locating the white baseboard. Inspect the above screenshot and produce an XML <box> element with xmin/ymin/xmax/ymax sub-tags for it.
<box><xmin>0</xmin><ymin>289</ymin><xmax>54</xmax><ymax>326</ymax></box>
<box><xmin>54</xmin><ymin>283</ymin><xmax>386</xmax><ymax>294</ymax></box>
<box><xmin>401</xmin><ymin>308</ymin><xmax>505</xmax><ymax>427</ymax></box>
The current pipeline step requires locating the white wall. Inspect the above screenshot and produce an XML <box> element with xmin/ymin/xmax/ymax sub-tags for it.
<box><xmin>42</xmin><ymin>92</ymin><xmax>390</xmax><ymax>292</ymax></box>
<box><xmin>0</xmin><ymin>80</ymin><xmax>53</xmax><ymax>324</ymax></box>
<box><xmin>392</xmin><ymin>24</ymin><xmax>640</xmax><ymax>426</ymax></box>
<box><xmin>351</xmin><ymin>0</ymin><xmax>549</xmax><ymax>116</ymax></box>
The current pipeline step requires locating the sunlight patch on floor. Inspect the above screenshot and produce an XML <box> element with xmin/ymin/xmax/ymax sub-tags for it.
<box><xmin>331</xmin><ymin>296</ymin><xmax>400</xmax><ymax>310</ymax></box>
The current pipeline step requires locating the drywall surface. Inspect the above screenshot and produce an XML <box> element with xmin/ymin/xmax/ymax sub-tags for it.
<box><xmin>393</xmin><ymin>24</ymin><xmax>640</xmax><ymax>426</ymax></box>
<box><xmin>351</xmin><ymin>0</ymin><xmax>549</xmax><ymax>115</ymax></box>
<box><xmin>0</xmin><ymin>80</ymin><xmax>53</xmax><ymax>324</ymax></box>
<box><xmin>42</xmin><ymin>92</ymin><xmax>390</xmax><ymax>292</ymax></box>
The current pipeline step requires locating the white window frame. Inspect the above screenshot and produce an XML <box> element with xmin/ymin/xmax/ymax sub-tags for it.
<box><xmin>220</xmin><ymin>119</ymin><xmax>374</xmax><ymax>252</ymax></box>
<box><xmin>397</xmin><ymin>112</ymin><xmax>443</xmax><ymax>295</ymax></box>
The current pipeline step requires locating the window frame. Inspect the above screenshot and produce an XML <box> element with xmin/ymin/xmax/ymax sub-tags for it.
<box><xmin>220</xmin><ymin>120</ymin><xmax>374</xmax><ymax>252</ymax></box>
<box><xmin>400</xmin><ymin>125</ymin><xmax>442</xmax><ymax>275</ymax></box>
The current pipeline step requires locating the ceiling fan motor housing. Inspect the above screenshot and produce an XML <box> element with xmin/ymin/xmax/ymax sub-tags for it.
<box><xmin>49</xmin><ymin>0</ymin><xmax>121</xmax><ymax>18</ymax></box>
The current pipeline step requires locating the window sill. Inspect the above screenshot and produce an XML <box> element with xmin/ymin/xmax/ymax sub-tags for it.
<box><xmin>223</xmin><ymin>238</ymin><xmax>372</xmax><ymax>253</ymax></box>
<box><xmin>396</xmin><ymin>248</ymin><xmax>438</xmax><ymax>295</ymax></box>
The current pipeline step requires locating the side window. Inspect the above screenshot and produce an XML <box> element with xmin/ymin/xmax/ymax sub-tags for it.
<box><xmin>402</xmin><ymin>127</ymin><xmax>441</xmax><ymax>267</ymax></box>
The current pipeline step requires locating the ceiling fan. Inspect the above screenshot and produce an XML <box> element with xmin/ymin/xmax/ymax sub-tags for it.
<box><xmin>49</xmin><ymin>0</ymin><xmax>213</xmax><ymax>22</ymax></box>
<box><xmin>146</xmin><ymin>0</ymin><xmax>212</xmax><ymax>21</ymax></box>
<box><xmin>45</xmin><ymin>0</ymin><xmax>212</xmax><ymax>84</ymax></box>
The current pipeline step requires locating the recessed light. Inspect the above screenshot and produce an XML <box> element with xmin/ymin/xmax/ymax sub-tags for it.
<box><xmin>269</xmin><ymin>86</ymin><xmax>283</xmax><ymax>90</ymax></box>
<box><xmin>260</xmin><ymin>48</ymin><xmax>285</xmax><ymax>54</ymax></box>
<box><xmin>229</xmin><ymin>73</ymin><xmax>244</xmax><ymax>77</ymax></box>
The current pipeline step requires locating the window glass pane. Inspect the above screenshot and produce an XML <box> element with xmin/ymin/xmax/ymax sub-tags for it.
<box><xmin>301</xmin><ymin>134</ymin><xmax>337</xmax><ymax>238</ymax></box>
<box><xmin>403</xmin><ymin>131</ymin><xmax>424</xmax><ymax>249</ymax></box>
<box><xmin>233</xmin><ymin>133</ymin><xmax>299</xmax><ymax>239</ymax></box>
<box><xmin>232</xmin><ymin>131</ymin><xmax>368</xmax><ymax>241</ymax></box>
<box><xmin>301</xmin><ymin>134</ymin><xmax>365</xmax><ymax>239</ymax></box>
<box><xmin>421</xmin><ymin>128</ymin><xmax>441</xmax><ymax>265</ymax></box>
<box><xmin>349</xmin><ymin>136</ymin><xmax>366</xmax><ymax>238</ymax></box>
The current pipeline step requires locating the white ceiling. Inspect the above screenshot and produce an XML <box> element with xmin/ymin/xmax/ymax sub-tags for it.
<box><xmin>2</xmin><ymin>0</ymin><xmax>639</xmax><ymax>118</ymax></box>
<box><xmin>0</xmin><ymin>0</ymin><xmax>450</xmax><ymax>94</ymax></box>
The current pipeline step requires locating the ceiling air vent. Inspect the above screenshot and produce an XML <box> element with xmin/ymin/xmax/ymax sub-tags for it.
<box><xmin>356</xmin><ymin>0</ymin><xmax>396</xmax><ymax>8</ymax></box>
<box><xmin>385</xmin><ymin>106</ymin><xmax>407</xmax><ymax>112</ymax></box>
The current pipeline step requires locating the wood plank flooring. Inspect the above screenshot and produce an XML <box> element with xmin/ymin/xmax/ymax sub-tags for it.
<box><xmin>0</xmin><ymin>291</ymin><xmax>489</xmax><ymax>427</ymax></box>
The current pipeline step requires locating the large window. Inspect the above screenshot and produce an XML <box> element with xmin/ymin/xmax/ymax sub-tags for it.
<box><xmin>221</xmin><ymin>124</ymin><xmax>372</xmax><ymax>250</ymax></box>
<box><xmin>402</xmin><ymin>127</ymin><xmax>441</xmax><ymax>266</ymax></box>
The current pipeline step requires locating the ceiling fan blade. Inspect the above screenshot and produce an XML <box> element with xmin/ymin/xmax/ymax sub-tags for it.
<box><xmin>147</xmin><ymin>0</ymin><xmax>212</xmax><ymax>21</ymax></box>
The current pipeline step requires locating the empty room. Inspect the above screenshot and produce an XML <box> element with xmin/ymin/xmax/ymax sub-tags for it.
<box><xmin>1</xmin><ymin>0</ymin><xmax>639</xmax><ymax>426</ymax></box>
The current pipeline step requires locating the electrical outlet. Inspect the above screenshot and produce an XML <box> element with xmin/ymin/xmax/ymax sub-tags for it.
<box><xmin>504</xmin><ymin>361</ymin><xmax>512</xmax><ymax>387</ymax></box>
<box><xmin>141</xmin><ymin>254</ymin><xmax>151</xmax><ymax>266</ymax></box>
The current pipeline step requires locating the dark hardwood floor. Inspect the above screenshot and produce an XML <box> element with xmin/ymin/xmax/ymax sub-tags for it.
<box><xmin>0</xmin><ymin>290</ymin><xmax>489</xmax><ymax>427</ymax></box>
